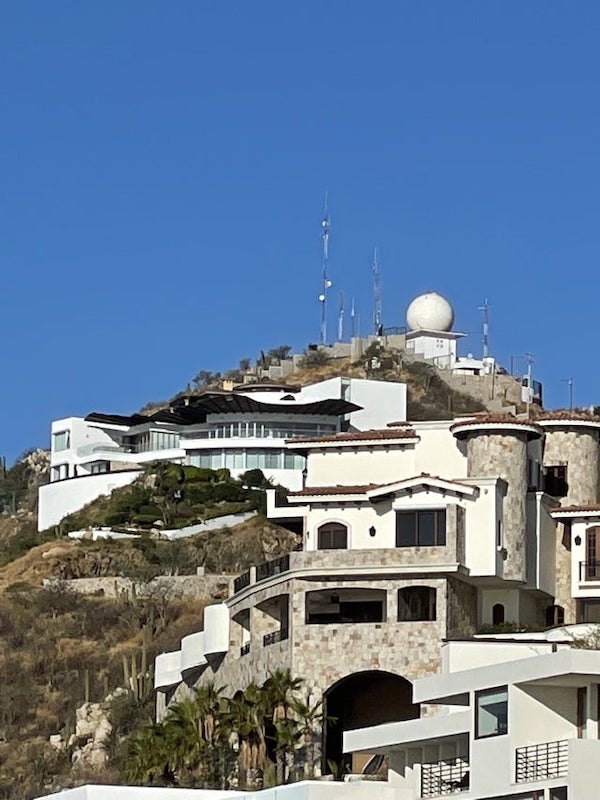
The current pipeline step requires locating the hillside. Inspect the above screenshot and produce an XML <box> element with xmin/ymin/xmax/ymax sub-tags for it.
<box><xmin>0</xmin><ymin>345</ymin><xmax>525</xmax><ymax>798</ymax></box>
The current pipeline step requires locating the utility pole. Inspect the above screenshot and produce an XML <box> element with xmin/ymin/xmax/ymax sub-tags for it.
<box><xmin>373</xmin><ymin>246</ymin><xmax>382</xmax><ymax>335</ymax></box>
<box><xmin>525</xmin><ymin>352</ymin><xmax>534</xmax><ymax>417</ymax></box>
<box><xmin>318</xmin><ymin>195</ymin><xmax>332</xmax><ymax>344</ymax></box>
<box><xmin>562</xmin><ymin>377</ymin><xmax>574</xmax><ymax>411</ymax></box>
<box><xmin>478</xmin><ymin>299</ymin><xmax>490</xmax><ymax>359</ymax></box>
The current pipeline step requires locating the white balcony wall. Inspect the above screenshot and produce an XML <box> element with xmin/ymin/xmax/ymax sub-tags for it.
<box><xmin>38</xmin><ymin>470</ymin><xmax>140</xmax><ymax>531</ymax></box>
<box><xmin>305</xmin><ymin>447</ymin><xmax>417</xmax><ymax>488</ymax></box>
<box><xmin>203</xmin><ymin>604</ymin><xmax>230</xmax><ymax>655</ymax></box>
<box><xmin>463</xmin><ymin>478</ymin><xmax>503</xmax><ymax>577</ymax></box>
<box><xmin>181</xmin><ymin>631</ymin><xmax>207</xmax><ymax>673</ymax></box>
<box><xmin>154</xmin><ymin>651</ymin><xmax>182</xmax><ymax>690</ymax></box>
<box><xmin>413</xmin><ymin>422</ymin><xmax>467</xmax><ymax>478</ymax></box>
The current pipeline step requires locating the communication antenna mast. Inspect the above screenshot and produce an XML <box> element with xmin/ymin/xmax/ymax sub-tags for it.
<box><xmin>478</xmin><ymin>299</ymin><xmax>490</xmax><ymax>359</ymax></box>
<box><xmin>338</xmin><ymin>290</ymin><xmax>345</xmax><ymax>342</ymax></box>
<box><xmin>373</xmin><ymin>246</ymin><xmax>382</xmax><ymax>334</ymax></box>
<box><xmin>350</xmin><ymin>296</ymin><xmax>356</xmax><ymax>338</ymax></box>
<box><xmin>318</xmin><ymin>195</ymin><xmax>332</xmax><ymax>344</ymax></box>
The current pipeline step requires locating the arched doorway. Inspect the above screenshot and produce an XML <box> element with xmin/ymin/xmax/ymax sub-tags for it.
<box><xmin>323</xmin><ymin>670</ymin><xmax>419</xmax><ymax>773</ymax></box>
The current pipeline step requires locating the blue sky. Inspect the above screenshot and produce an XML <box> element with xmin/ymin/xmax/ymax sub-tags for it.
<box><xmin>1</xmin><ymin>2</ymin><xmax>600</xmax><ymax>463</ymax></box>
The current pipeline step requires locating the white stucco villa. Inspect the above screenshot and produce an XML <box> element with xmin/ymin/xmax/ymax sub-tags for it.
<box><xmin>38</xmin><ymin>378</ymin><xmax>407</xmax><ymax>531</ymax></box>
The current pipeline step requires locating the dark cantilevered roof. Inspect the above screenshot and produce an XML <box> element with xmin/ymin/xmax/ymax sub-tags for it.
<box><xmin>86</xmin><ymin>412</ymin><xmax>151</xmax><ymax>427</ymax></box>
<box><xmin>85</xmin><ymin>392</ymin><xmax>360</xmax><ymax>429</ymax></box>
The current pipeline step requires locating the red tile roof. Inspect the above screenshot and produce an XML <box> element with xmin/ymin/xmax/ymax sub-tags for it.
<box><xmin>289</xmin><ymin>484</ymin><xmax>379</xmax><ymax>497</ymax></box>
<box><xmin>290</xmin><ymin>473</ymin><xmax>474</xmax><ymax>498</ymax></box>
<box><xmin>288</xmin><ymin>428</ymin><xmax>418</xmax><ymax>445</ymax></box>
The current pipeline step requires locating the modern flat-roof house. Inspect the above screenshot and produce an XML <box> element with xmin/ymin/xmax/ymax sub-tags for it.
<box><xmin>345</xmin><ymin>632</ymin><xmax>600</xmax><ymax>800</ymax></box>
<box><xmin>156</xmin><ymin>410</ymin><xmax>600</xmax><ymax>775</ymax></box>
<box><xmin>38</xmin><ymin>378</ymin><xmax>407</xmax><ymax>530</ymax></box>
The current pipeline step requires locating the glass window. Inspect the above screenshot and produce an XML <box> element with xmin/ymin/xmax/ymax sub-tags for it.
<box><xmin>53</xmin><ymin>431</ymin><xmax>70</xmax><ymax>452</ymax></box>
<box><xmin>398</xmin><ymin>586</ymin><xmax>436</xmax><ymax>621</ymax></box>
<box><xmin>224</xmin><ymin>449</ymin><xmax>244</xmax><ymax>469</ymax></box>
<box><xmin>317</xmin><ymin>523</ymin><xmax>348</xmax><ymax>550</ymax></box>
<box><xmin>475</xmin><ymin>687</ymin><xmax>508</xmax><ymax>738</ymax></box>
<box><xmin>396</xmin><ymin>510</ymin><xmax>446</xmax><ymax>547</ymax></box>
<box><xmin>90</xmin><ymin>461</ymin><xmax>109</xmax><ymax>474</ymax></box>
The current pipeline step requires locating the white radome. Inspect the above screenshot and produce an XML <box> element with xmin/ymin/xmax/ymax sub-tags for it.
<box><xmin>406</xmin><ymin>292</ymin><xmax>455</xmax><ymax>332</ymax></box>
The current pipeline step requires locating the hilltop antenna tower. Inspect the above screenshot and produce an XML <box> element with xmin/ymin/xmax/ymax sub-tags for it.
<box><xmin>318</xmin><ymin>195</ymin><xmax>332</xmax><ymax>344</ymax></box>
<box><xmin>338</xmin><ymin>290</ymin><xmax>345</xmax><ymax>342</ymax></box>
<box><xmin>350</xmin><ymin>296</ymin><xmax>356</xmax><ymax>338</ymax></box>
<box><xmin>478</xmin><ymin>299</ymin><xmax>490</xmax><ymax>359</ymax></box>
<box><xmin>373</xmin><ymin>247</ymin><xmax>382</xmax><ymax>334</ymax></box>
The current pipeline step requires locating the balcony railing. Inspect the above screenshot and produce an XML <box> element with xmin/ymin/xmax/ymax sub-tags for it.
<box><xmin>579</xmin><ymin>561</ymin><xmax>600</xmax><ymax>581</ymax></box>
<box><xmin>263</xmin><ymin>627</ymin><xmax>289</xmax><ymax>647</ymax></box>
<box><xmin>256</xmin><ymin>554</ymin><xmax>290</xmax><ymax>583</ymax></box>
<box><xmin>515</xmin><ymin>740</ymin><xmax>568</xmax><ymax>783</ymax></box>
<box><xmin>240</xmin><ymin>642</ymin><xmax>250</xmax><ymax>657</ymax></box>
<box><xmin>234</xmin><ymin>570</ymin><xmax>251</xmax><ymax>593</ymax></box>
<box><xmin>421</xmin><ymin>757</ymin><xmax>470</xmax><ymax>797</ymax></box>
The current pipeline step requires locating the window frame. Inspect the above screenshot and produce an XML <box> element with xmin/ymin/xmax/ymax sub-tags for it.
<box><xmin>396</xmin><ymin>509</ymin><xmax>447</xmax><ymax>547</ymax></box>
<box><xmin>474</xmin><ymin>685</ymin><xmax>508</xmax><ymax>739</ymax></box>
<box><xmin>317</xmin><ymin>523</ymin><xmax>348</xmax><ymax>550</ymax></box>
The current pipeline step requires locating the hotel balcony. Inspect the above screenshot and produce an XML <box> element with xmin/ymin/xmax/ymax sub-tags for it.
<box><xmin>421</xmin><ymin>756</ymin><xmax>470</xmax><ymax>797</ymax></box>
<box><xmin>154</xmin><ymin>650</ymin><xmax>182</xmax><ymax>690</ymax></box>
<box><xmin>231</xmin><ymin>545</ymin><xmax>464</xmax><ymax>599</ymax></box>
<box><xmin>515</xmin><ymin>739</ymin><xmax>568</xmax><ymax>783</ymax></box>
<box><xmin>181</xmin><ymin>632</ymin><xmax>207</xmax><ymax>676</ymax></box>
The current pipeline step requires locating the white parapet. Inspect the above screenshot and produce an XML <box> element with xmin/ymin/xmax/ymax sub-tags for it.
<box><xmin>154</xmin><ymin>650</ymin><xmax>182</xmax><ymax>690</ymax></box>
<box><xmin>181</xmin><ymin>631</ymin><xmax>207</xmax><ymax>674</ymax></box>
<box><xmin>203</xmin><ymin>603</ymin><xmax>230</xmax><ymax>655</ymax></box>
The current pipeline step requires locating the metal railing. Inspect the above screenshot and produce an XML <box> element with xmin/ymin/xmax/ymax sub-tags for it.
<box><xmin>579</xmin><ymin>561</ymin><xmax>600</xmax><ymax>581</ymax></box>
<box><xmin>233</xmin><ymin>570</ymin><xmax>251</xmax><ymax>593</ymax></box>
<box><xmin>256</xmin><ymin>554</ymin><xmax>290</xmax><ymax>582</ymax></box>
<box><xmin>421</xmin><ymin>757</ymin><xmax>470</xmax><ymax>797</ymax></box>
<box><xmin>263</xmin><ymin>627</ymin><xmax>289</xmax><ymax>647</ymax></box>
<box><xmin>515</xmin><ymin>740</ymin><xmax>568</xmax><ymax>783</ymax></box>
<box><xmin>240</xmin><ymin>642</ymin><xmax>250</xmax><ymax>656</ymax></box>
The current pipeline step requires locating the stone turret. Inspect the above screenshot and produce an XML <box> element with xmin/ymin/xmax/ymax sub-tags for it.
<box><xmin>451</xmin><ymin>415</ymin><xmax>542</xmax><ymax>582</ymax></box>
<box><xmin>538</xmin><ymin>413</ymin><xmax>600</xmax><ymax>622</ymax></box>
<box><xmin>538</xmin><ymin>413</ymin><xmax>600</xmax><ymax>507</ymax></box>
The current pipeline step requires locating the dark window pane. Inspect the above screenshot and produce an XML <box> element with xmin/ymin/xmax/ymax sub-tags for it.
<box><xmin>436</xmin><ymin>510</ymin><xmax>446</xmax><ymax>545</ymax></box>
<box><xmin>396</xmin><ymin>512</ymin><xmax>416</xmax><ymax>547</ymax></box>
<box><xmin>418</xmin><ymin>512</ymin><xmax>436</xmax><ymax>546</ymax></box>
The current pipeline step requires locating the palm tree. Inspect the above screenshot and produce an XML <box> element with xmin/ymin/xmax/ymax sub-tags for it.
<box><xmin>263</xmin><ymin>669</ymin><xmax>305</xmax><ymax>784</ymax></box>
<box><xmin>121</xmin><ymin>721</ymin><xmax>175</xmax><ymax>785</ymax></box>
<box><xmin>291</xmin><ymin>691</ymin><xmax>330</xmax><ymax>779</ymax></box>
<box><xmin>222</xmin><ymin>684</ymin><xmax>270</xmax><ymax>789</ymax></box>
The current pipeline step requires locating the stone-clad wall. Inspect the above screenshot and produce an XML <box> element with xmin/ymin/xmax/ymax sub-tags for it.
<box><xmin>466</xmin><ymin>432</ymin><xmax>528</xmax><ymax>582</ymax></box>
<box><xmin>543</xmin><ymin>428</ymin><xmax>600</xmax><ymax>623</ymax></box>
<box><xmin>542</xmin><ymin>429</ymin><xmax>600</xmax><ymax>506</ymax></box>
<box><xmin>446</xmin><ymin>577</ymin><xmax>477</xmax><ymax>638</ymax></box>
<box><xmin>192</xmin><ymin>575</ymin><xmax>449</xmax><ymax>704</ymax></box>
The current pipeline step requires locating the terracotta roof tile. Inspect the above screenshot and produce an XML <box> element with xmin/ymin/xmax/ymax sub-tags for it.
<box><xmin>288</xmin><ymin>428</ymin><xmax>418</xmax><ymax>445</ymax></box>
<box><xmin>552</xmin><ymin>505</ymin><xmax>600</xmax><ymax>514</ymax></box>
<box><xmin>289</xmin><ymin>484</ymin><xmax>378</xmax><ymax>497</ymax></box>
<box><xmin>536</xmin><ymin>411</ymin><xmax>600</xmax><ymax>424</ymax></box>
<box><xmin>450</xmin><ymin>414</ymin><xmax>542</xmax><ymax>434</ymax></box>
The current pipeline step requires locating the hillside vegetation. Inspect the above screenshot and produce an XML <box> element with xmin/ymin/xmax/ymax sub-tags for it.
<box><xmin>0</xmin><ymin>345</ymin><xmax>495</xmax><ymax>798</ymax></box>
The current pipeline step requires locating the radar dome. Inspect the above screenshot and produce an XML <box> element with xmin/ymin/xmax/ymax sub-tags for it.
<box><xmin>406</xmin><ymin>292</ymin><xmax>454</xmax><ymax>332</ymax></box>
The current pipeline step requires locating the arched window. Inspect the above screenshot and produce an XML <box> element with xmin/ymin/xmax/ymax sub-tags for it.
<box><xmin>545</xmin><ymin>604</ymin><xmax>565</xmax><ymax>628</ymax></box>
<box><xmin>398</xmin><ymin>586</ymin><xmax>436</xmax><ymax>622</ymax></box>
<box><xmin>492</xmin><ymin>603</ymin><xmax>505</xmax><ymax>625</ymax></box>
<box><xmin>317</xmin><ymin>523</ymin><xmax>348</xmax><ymax>550</ymax></box>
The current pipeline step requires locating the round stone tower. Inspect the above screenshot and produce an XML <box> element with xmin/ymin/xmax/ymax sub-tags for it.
<box><xmin>538</xmin><ymin>413</ymin><xmax>600</xmax><ymax>623</ymax></box>
<box><xmin>538</xmin><ymin>414</ymin><xmax>600</xmax><ymax>507</ymax></box>
<box><xmin>451</xmin><ymin>416</ymin><xmax>543</xmax><ymax>582</ymax></box>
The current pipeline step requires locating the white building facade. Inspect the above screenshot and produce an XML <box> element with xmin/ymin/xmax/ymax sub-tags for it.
<box><xmin>38</xmin><ymin>378</ymin><xmax>407</xmax><ymax>531</ymax></box>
